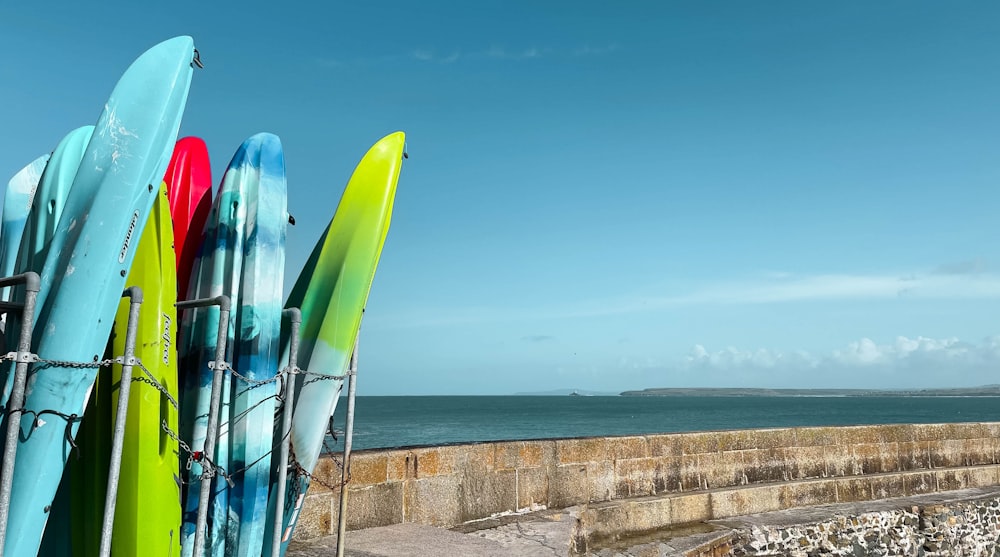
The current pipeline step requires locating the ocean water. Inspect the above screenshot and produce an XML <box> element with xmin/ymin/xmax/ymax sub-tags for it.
<box><xmin>327</xmin><ymin>395</ymin><xmax>1000</xmax><ymax>451</ymax></box>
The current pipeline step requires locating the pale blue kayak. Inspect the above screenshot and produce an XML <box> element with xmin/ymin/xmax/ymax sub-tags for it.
<box><xmin>0</xmin><ymin>36</ymin><xmax>196</xmax><ymax>557</ymax></box>
<box><xmin>12</xmin><ymin>127</ymin><xmax>94</xmax><ymax>292</ymax></box>
<box><xmin>0</xmin><ymin>154</ymin><xmax>49</xmax><ymax>283</ymax></box>
<box><xmin>1</xmin><ymin>126</ymin><xmax>93</xmax><ymax>400</ymax></box>
<box><xmin>179</xmin><ymin>133</ymin><xmax>287</xmax><ymax>557</ymax></box>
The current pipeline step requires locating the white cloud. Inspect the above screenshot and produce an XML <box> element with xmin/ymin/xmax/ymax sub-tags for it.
<box><xmin>411</xmin><ymin>49</ymin><xmax>434</xmax><ymax>61</ymax></box>
<box><xmin>682</xmin><ymin>335</ymin><xmax>1000</xmax><ymax>376</ymax></box>
<box><xmin>685</xmin><ymin>344</ymin><xmax>816</xmax><ymax>370</ymax></box>
<box><xmin>330</xmin><ymin>44</ymin><xmax>619</xmax><ymax>66</ymax></box>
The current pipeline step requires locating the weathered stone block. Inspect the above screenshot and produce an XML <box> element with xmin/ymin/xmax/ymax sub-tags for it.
<box><xmin>647</xmin><ymin>433</ymin><xmax>685</xmax><ymax>457</ymax></box>
<box><xmin>715</xmin><ymin>429</ymin><xmax>756</xmax><ymax>452</ymax></box>
<box><xmin>844</xmin><ymin>425</ymin><xmax>887</xmax><ymax>445</ymax></box>
<box><xmin>404</xmin><ymin>475</ymin><xmax>461</xmax><ymax>526</ymax></box>
<box><xmin>736</xmin><ymin>428</ymin><xmax>796</xmax><ymax>451</ymax></box>
<box><xmin>740</xmin><ymin>448</ymin><xmax>787</xmax><ymax>484</ymax></box>
<box><xmin>823</xmin><ymin>443</ymin><xmax>853</xmax><ymax>478</ymax></box>
<box><xmin>557</xmin><ymin>437</ymin><xmax>606</xmax><ymax>464</ymax></box>
<box><xmin>458</xmin><ymin>443</ymin><xmax>496</xmax><ymax>473</ymax></box>
<box><xmin>494</xmin><ymin>441</ymin><xmax>546</xmax><ymax>470</ymax></box>
<box><xmin>988</xmin><ymin>436</ymin><xmax>1000</xmax><ymax>465</ymax></box>
<box><xmin>869</xmin><ymin>473</ymin><xmax>905</xmax><ymax>501</ymax></box>
<box><xmin>962</xmin><ymin>438</ymin><xmax>993</xmax><ymax>466</ymax></box>
<box><xmin>550</xmin><ymin>464</ymin><xmax>589</xmax><ymax>508</ymax></box>
<box><xmin>680</xmin><ymin>454</ymin><xmax>702</xmax><ymax>491</ymax></box>
<box><xmin>308</xmin><ymin>456</ymin><xmax>342</xmax><ymax>494</ymax></box>
<box><xmin>778</xmin><ymin>479</ymin><xmax>838</xmax><ymax>509</ymax></box>
<box><xmin>877</xmin><ymin>424</ymin><xmax>917</xmax><ymax>443</ymax></box>
<box><xmin>349</xmin><ymin>453</ymin><xmax>388</xmax><ymax>485</ymax></box>
<box><xmin>835</xmin><ymin>477</ymin><xmax>871</xmax><ymax>503</ymax></box>
<box><xmin>850</xmin><ymin>442</ymin><xmax>899</xmax><ymax>474</ymax></box>
<box><xmin>783</xmin><ymin>445</ymin><xmax>826</xmax><ymax>480</ymax></box>
<box><xmin>291</xmin><ymin>493</ymin><xmax>334</xmax><ymax>539</ymax></box>
<box><xmin>411</xmin><ymin>446</ymin><xmax>458</xmax><ymax>477</ymax></box>
<box><xmin>516</xmin><ymin>466</ymin><xmax>549</xmax><ymax>509</ymax></box>
<box><xmin>711</xmin><ymin>485</ymin><xmax>781</xmax><ymax>518</ymax></box>
<box><xmin>615</xmin><ymin>457</ymin><xmax>656</xmax><ymax>498</ymax></box>
<box><xmin>963</xmin><ymin>465</ymin><xmax>999</xmax><ymax>488</ymax></box>
<box><xmin>897</xmin><ymin>441</ymin><xmax>931</xmax><ymax>471</ymax></box>
<box><xmin>929</xmin><ymin>439</ymin><xmax>966</xmax><ymax>468</ymax></box>
<box><xmin>983</xmin><ymin>422</ymin><xmax>1000</xmax><ymax>438</ymax></box>
<box><xmin>793</xmin><ymin>426</ymin><xmax>839</xmax><ymax>447</ymax></box>
<box><xmin>697</xmin><ymin>451</ymin><xmax>743</xmax><ymax>489</ymax></box>
<box><xmin>935</xmin><ymin>469</ymin><xmax>965</xmax><ymax>492</ymax></box>
<box><xmin>581</xmin><ymin>505</ymin><xmax>629</xmax><ymax>544</ymax></box>
<box><xmin>676</xmin><ymin>431</ymin><xmax>720</xmax><ymax>455</ymax></box>
<box><xmin>903</xmin><ymin>471</ymin><xmax>937</xmax><ymax>496</ymax></box>
<box><xmin>651</xmin><ymin>456</ymin><xmax>683</xmax><ymax>494</ymax></box>
<box><xmin>347</xmin><ymin>481</ymin><xmax>404</xmax><ymax>529</ymax></box>
<box><xmin>460</xmin><ymin>468</ymin><xmax>516</xmax><ymax>522</ymax></box>
<box><xmin>587</xmin><ymin>460</ymin><xmax>615</xmax><ymax>502</ymax></box>
<box><xmin>589</xmin><ymin>498</ymin><xmax>672</xmax><ymax>542</ymax></box>
<box><xmin>606</xmin><ymin>436</ymin><xmax>649</xmax><ymax>460</ymax></box>
<box><xmin>670</xmin><ymin>492</ymin><xmax>712</xmax><ymax>523</ymax></box>
<box><xmin>387</xmin><ymin>451</ymin><xmax>409</xmax><ymax>481</ymax></box>
<box><xmin>916</xmin><ymin>423</ymin><xmax>984</xmax><ymax>442</ymax></box>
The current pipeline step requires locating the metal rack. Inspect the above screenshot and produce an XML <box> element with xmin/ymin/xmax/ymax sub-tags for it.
<box><xmin>0</xmin><ymin>278</ymin><xmax>357</xmax><ymax>557</ymax></box>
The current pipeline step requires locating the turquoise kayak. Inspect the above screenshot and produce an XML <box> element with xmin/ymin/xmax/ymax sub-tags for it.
<box><xmin>0</xmin><ymin>153</ymin><xmax>50</xmax><ymax>283</ymax></box>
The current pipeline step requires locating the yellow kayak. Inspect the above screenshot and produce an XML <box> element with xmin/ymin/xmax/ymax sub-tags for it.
<box><xmin>70</xmin><ymin>184</ymin><xmax>181</xmax><ymax>556</ymax></box>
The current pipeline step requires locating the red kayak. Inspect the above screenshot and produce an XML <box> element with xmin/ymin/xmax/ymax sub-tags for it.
<box><xmin>163</xmin><ymin>137</ymin><xmax>213</xmax><ymax>297</ymax></box>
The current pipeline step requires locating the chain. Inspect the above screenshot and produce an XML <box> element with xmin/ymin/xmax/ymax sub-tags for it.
<box><xmin>33</xmin><ymin>356</ymin><xmax>114</xmax><ymax>370</ymax></box>
<box><xmin>134</xmin><ymin>359</ymin><xmax>180</xmax><ymax>410</ymax></box>
<box><xmin>228</xmin><ymin>365</ymin><xmax>284</xmax><ymax>386</ymax></box>
<box><xmin>287</xmin><ymin>443</ymin><xmax>347</xmax><ymax>492</ymax></box>
<box><xmin>3</xmin><ymin>347</ymin><xmax>356</xmax><ymax>495</ymax></box>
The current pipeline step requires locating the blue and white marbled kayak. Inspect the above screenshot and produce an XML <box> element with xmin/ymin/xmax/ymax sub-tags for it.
<box><xmin>0</xmin><ymin>36</ymin><xmax>196</xmax><ymax>557</ymax></box>
<box><xmin>179</xmin><ymin>133</ymin><xmax>286</xmax><ymax>557</ymax></box>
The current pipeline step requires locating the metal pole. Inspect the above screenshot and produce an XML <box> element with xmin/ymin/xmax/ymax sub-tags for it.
<box><xmin>270</xmin><ymin>308</ymin><xmax>301</xmax><ymax>557</ymax></box>
<box><xmin>177</xmin><ymin>295</ymin><xmax>231</xmax><ymax>557</ymax></box>
<box><xmin>98</xmin><ymin>287</ymin><xmax>143</xmax><ymax>557</ymax></box>
<box><xmin>335</xmin><ymin>334</ymin><xmax>360</xmax><ymax>557</ymax></box>
<box><xmin>0</xmin><ymin>271</ymin><xmax>40</xmax><ymax>552</ymax></box>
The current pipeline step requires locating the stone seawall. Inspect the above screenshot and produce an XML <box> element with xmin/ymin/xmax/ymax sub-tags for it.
<box><xmin>292</xmin><ymin>422</ymin><xmax>1000</xmax><ymax>543</ymax></box>
<box><xmin>728</xmin><ymin>495</ymin><xmax>1000</xmax><ymax>556</ymax></box>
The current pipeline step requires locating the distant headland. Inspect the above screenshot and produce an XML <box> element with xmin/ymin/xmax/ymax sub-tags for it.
<box><xmin>619</xmin><ymin>385</ymin><xmax>1000</xmax><ymax>397</ymax></box>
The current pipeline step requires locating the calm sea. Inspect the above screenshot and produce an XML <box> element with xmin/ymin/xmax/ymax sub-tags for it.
<box><xmin>326</xmin><ymin>395</ymin><xmax>1000</xmax><ymax>451</ymax></box>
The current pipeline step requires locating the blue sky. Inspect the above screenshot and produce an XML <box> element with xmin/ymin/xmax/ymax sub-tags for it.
<box><xmin>2</xmin><ymin>2</ymin><xmax>1000</xmax><ymax>394</ymax></box>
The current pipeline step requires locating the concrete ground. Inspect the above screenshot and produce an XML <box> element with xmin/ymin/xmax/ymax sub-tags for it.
<box><xmin>287</xmin><ymin>486</ymin><xmax>1000</xmax><ymax>557</ymax></box>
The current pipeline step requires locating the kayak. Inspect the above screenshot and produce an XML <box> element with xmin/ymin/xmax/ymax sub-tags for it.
<box><xmin>164</xmin><ymin>136</ymin><xmax>213</xmax><ymax>297</ymax></box>
<box><xmin>68</xmin><ymin>184</ymin><xmax>181</xmax><ymax>557</ymax></box>
<box><xmin>0</xmin><ymin>154</ymin><xmax>50</xmax><ymax>284</ymax></box>
<box><xmin>263</xmin><ymin>131</ymin><xmax>405</xmax><ymax>554</ymax></box>
<box><xmin>179</xmin><ymin>133</ymin><xmax>287</xmax><ymax>557</ymax></box>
